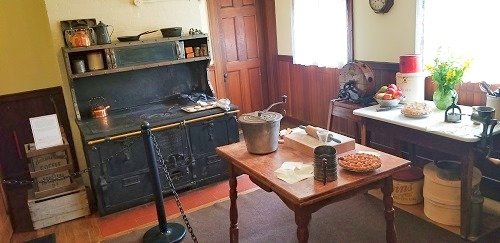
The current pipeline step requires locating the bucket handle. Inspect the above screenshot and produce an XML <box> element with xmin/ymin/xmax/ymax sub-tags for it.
<box><xmin>259</xmin><ymin>95</ymin><xmax>287</xmax><ymax>117</ymax></box>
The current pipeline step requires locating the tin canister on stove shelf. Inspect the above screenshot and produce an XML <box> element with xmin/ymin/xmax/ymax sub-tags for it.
<box><xmin>392</xmin><ymin>166</ymin><xmax>424</xmax><ymax>205</ymax></box>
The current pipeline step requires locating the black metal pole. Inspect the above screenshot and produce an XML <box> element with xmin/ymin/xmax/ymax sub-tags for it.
<box><xmin>141</xmin><ymin>122</ymin><xmax>186</xmax><ymax>243</ymax></box>
<box><xmin>142</xmin><ymin>122</ymin><xmax>168</xmax><ymax>233</ymax></box>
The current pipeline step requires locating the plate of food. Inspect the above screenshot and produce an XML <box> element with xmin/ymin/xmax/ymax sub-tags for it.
<box><xmin>401</xmin><ymin>101</ymin><xmax>431</xmax><ymax>118</ymax></box>
<box><xmin>374</xmin><ymin>84</ymin><xmax>404</xmax><ymax>107</ymax></box>
<box><xmin>338</xmin><ymin>153</ymin><xmax>382</xmax><ymax>173</ymax></box>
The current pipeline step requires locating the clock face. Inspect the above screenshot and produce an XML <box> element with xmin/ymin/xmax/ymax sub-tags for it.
<box><xmin>369</xmin><ymin>0</ymin><xmax>393</xmax><ymax>13</ymax></box>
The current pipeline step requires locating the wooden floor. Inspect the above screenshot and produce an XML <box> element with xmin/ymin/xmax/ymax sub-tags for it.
<box><xmin>9</xmin><ymin>175</ymin><xmax>257</xmax><ymax>243</ymax></box>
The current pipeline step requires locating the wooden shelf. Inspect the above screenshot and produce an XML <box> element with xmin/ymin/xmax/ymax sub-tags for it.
<box><xmin>368</xmin><ymin>189</ymin><xmax>500</xmax><ymax>241</ymax></box>
<box><xmin>70</xmin><ymin>56</ymin><xmax>210</xmax><ymax>79</ymax></box>
<box><xmin>63</xmin><ymin>34</ymin><xmax>208</xmax><ymax>53</ymax></box>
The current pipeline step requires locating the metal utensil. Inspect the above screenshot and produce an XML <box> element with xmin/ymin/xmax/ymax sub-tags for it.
<box><xmin>376</xmin><ymin>105</ymin><xmax>402</xmax><ymax>112</ymax></box>
<box><xmin>479</xmin><ymin>81</ymin><xmax>495</xmax><ymax>96</ymax></box>
<box><xmin>298</xmin><ymin>125</ymin><xmax>342</xmax><ymax>143</ymax></box>
<box><xmin>117</xmin><ymin>30</ymin><xmax>158</xmax><ymax>42</ymax></box>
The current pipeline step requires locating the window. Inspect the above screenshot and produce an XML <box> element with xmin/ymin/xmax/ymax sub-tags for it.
<box><xmin>292</xmin><ymin>0</ymin><xmax>350</xmax><ymax>68</ymax></box>
<box><xmin>417</xmin><ymin>0</ymin><xmax>500</xmax><ymax>83</ymax></box>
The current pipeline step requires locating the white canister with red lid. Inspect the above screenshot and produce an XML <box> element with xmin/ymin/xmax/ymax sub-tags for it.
<box><xmin>396</xmin><ymin>72</ymin><xmax>427</xmax><ymax>103</ymax></box>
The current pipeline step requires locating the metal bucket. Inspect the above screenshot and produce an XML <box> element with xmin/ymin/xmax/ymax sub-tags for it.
<box><xmin>239</xmin><ymin>111</ymin><xmax>282</xmax><ymax>154</ymax></box>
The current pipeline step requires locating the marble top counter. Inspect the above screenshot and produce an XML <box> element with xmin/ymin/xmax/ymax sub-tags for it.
<box><xmin>353</xmin><ymin>101</ymin><xmax>499</xmax><ymax>143</ymax></box>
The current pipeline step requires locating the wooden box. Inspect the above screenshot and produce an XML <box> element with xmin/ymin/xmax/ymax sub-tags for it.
<box><xmin>24</xmin><ymin>138</ymin><xmax>77</xmax><ymax>199</ymax></box>
<box><xmin>28</xmin><ymin>185</ymin><xmax>90</xmax><ymax>230</ymax></box>
<box><xmin>284</xmin><ymin>130</ymin><xmax>355</xmax><ymax>157</ymax></box>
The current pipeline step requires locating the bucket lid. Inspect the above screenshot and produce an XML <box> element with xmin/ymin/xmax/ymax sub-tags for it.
<box><xmin>393</xmin><ymin>166</ymin><xmax>423</xmax><ymax>182</ymax></box>
<box><xmin>238</xmin><ymin>111</ymin><xmax>283</xmax><ymax>124</ymax></box>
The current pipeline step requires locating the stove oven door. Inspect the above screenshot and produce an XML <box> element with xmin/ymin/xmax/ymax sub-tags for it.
<box><xmin>188</xmin><ymin>115</ymin><xmax>239</xmax><ymax>183</ymax></box>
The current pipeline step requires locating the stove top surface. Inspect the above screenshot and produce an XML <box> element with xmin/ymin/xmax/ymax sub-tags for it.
<box><xmin>77</xmin><ymin>94</ymin><xmax>235</xmax><ymax>141</ymax></box>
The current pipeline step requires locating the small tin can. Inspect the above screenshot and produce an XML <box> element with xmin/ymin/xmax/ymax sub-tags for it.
<box><xmin>392</xmin><ymin>166</ymin><xmax>424</xmax><ymax>205</ymax></box>
<box><xmin>72</xmin><ymin>59</ymin><xmax>86</xmax><ymax>74</ymax></box>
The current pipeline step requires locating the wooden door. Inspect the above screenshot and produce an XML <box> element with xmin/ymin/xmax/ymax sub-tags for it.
<box><xmin>208</xmin><ymin>0</ymin><xmax>270</xmax><ymax>114</ymax></box>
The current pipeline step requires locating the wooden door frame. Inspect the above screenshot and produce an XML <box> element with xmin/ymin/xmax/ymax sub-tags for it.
<box><xmin>207</xmin><ymin>0</ymin><xmax>278</xmax><ymax>107</ymax></box>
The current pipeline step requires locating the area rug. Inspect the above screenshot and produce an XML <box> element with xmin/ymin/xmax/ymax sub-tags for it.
<box><xmin>105</xmin><ymin>189</ymin><xmax>467</xmax><ymax>243</ymax></box>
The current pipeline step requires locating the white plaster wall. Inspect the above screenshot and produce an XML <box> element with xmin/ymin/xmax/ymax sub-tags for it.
<box><xmin>43</xmin><ymin>0</ymin><xmax>210</xmax><ymax>185</ymax></box>
<box><xmin>274</xmin><ymin>0</ymin><xmax>418</xmax><ymax>62</ymax></box>
<box><xmin>275</xmin><ymin>0</ymin><xmax>293</xmax><ymax>56</ymax></box>
<box><xmin>353</xmin><ymin>0</ymin><xmax>417</xmax><ymax>62</ymax></box>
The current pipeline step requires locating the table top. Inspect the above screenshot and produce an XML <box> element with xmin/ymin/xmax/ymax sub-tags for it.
<box><xmin>353</xmin><ymin>101</ymin><xmax>499</xmax><ymax>143</ymax></box>
<box><xmin>216</xmin><ymin>141</ymin><xmax>409</xmax><ymax>206</ymax></box>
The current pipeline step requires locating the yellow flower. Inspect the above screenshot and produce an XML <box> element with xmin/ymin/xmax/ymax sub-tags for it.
<box><xmin>446</xmin><ymin>70</ymin><xmax>454</xmax><ymax>80</ymax></box>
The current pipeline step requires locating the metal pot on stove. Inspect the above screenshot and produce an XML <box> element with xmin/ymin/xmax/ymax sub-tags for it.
<box><xmin>239</xmin><ymin>95</ymin><xmax>287</xmax><ymax>154</ymax></box>
<box><xmin>89</xmin><ymin>96</ymin><xmax>110</xmax><ymax>118</ymax></box>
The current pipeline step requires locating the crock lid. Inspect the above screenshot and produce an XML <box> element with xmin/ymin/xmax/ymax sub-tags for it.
<box><xmin>238</xmin><ymin>111</ymin><xmax>282</xmax><ymax>124</ymax></box>
<box><xmin>393</xmin><ymin>166</ymin><xmax>424</xmax><ymax>182</ymax></box>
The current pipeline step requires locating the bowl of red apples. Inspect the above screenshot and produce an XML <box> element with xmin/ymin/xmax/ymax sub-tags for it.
<box><xmin>374</xmin><ymin>84</ymin><xmax>404</xmax><ymax>107</ymax></box>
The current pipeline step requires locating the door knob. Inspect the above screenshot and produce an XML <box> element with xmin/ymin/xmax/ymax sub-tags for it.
<box><xmin>223</xmin><ymin>73</ymin><xmax>228</xmax><ymax>82</ymax></box>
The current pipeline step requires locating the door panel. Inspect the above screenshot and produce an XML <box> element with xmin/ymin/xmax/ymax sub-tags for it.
<box><xmin>220</xmin><ymin>0</ymin><xmax>234</xmax><ymax>8</ymax></box>
<box><xmin>209</xmin><ymin>0</ymin><xmax>268</xmax><ymax>114</ymax></box>
<box><xmin>222</xmin><ymin>18</ymin><xmax>238</xmax><ymax>62</ymax></box>
<box><xmin>243</xmin><ymin>15</ymin><xmax>259</xmax><ymax>59</ymax></box>
<box><xmin>243</xmin><ymin>0</ymin><xmax>255</xmax><ymax>6</ymax></box>
<box><xmin>248</xmin><ymin>67</ymin><xmax>264</xmax><ymax>110</ymax></box>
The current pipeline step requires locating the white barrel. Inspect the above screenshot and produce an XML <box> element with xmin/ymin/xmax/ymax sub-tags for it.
<box><xmin>486</xmin><ymin>94</ymin><xmax>500</xmax><ymax>120</ymax></box>
<box><xmin>396</xmin><ymin>72</ymin><xmax>427</xmax><ymax>103</ymax></box>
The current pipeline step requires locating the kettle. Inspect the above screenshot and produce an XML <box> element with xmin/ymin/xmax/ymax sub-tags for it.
<box><xmin>92</xmin><ymin>21</ymin><xmax>113</xmax><ymax>45</ymax></box>
<box><xmin>89</xmin><ymin>96</ymin><xmax>110</xmax><ymax>118</ymax></box>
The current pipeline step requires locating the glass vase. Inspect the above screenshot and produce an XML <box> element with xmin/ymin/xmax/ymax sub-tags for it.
<box><xmin>433</xmin><ymin>88</ymin><xmax>457</xmax><ymax>110</ymax></box>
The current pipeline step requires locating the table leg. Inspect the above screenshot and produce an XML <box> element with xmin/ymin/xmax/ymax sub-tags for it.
<box><xmin>229</xmin><ymin>164</ymin><xmax>239</xmax><ymax>243</ymax></box>
<box><xmin>382</xmin><ymin>177</ymin><xmax>397</xmax><ymax>243</ymax></box>
<box><xmin>360</xmin><ymin>121</ymin><xmax>367</xmax><ymax>146</ymax></box>
<box><xmin>460</xmin><ymin>150</ymin><xmax>474</xmax><ymax>239</ymax></box>
<box><xmin>294</xmin><ymin>210</ymin><xmax>311</xmax><ymax>243</ymax></box>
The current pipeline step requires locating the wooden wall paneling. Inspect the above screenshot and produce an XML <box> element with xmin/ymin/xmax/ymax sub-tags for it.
<box><xmin>291</xmin><ymin>63</ymin><xmax>305</xmax><ymax>121</ymax></box>
<box><xmin>0</xmin><ymin>184</ymin><xmax>13</xmax><ymax>243</ymax></box>
<box><xmin>277</xmin><ymin>56</ymin><xmax>292</xmax><ymax>117</ymax></box>
<box><xmin>0</xmin><ymin>87</ymin><xmax>75</xmax><ymax>232</ymax></box>
<box><xmin>262</xmin><ymin>0</ymin><xmax>279</xmax><ymax>105</ymax></box>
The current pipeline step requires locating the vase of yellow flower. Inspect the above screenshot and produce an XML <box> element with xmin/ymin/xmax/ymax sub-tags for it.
<box><xmin>426</xmin><ymin>56</ymin><xmax>471</xmax><ymax>110</ymax></box>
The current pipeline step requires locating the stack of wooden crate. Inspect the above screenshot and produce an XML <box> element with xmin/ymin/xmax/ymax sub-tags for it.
<box><xmin>24</xmin><ymin>137</ymin><xmax>90</xmax><ymax>230</ymax></box>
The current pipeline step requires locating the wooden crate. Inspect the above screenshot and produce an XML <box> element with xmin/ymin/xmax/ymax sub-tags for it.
<box><xmin>24</xmin><ymin>137</ymin><xmax>77</xmax><ymax>199</ymax></box>
<box><xmin>28</xmin><ymin>185</ymin><xmax>90</xmax><ymax>230</ymax></box>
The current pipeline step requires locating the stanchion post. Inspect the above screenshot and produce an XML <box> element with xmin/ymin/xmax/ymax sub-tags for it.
<box><xmin>141</xmin><ymin>122</ymin><xmax>185</xmax><ymax>243</ymax></box>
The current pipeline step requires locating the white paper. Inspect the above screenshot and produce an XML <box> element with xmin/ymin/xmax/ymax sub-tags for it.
<box><xmin>30</xmin><ymin>114</ymin><xmax>63</xmax><ymax>150</ymax></box>
<box><xmin>274</xmin><ymin>161</ymin><xmax>314</xmax><ymax>184</ymax></box>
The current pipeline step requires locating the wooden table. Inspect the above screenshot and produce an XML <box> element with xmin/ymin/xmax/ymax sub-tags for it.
<box><xmin>353</xmin><ymin>102</ymin><xmax>500</xmax><ymax>239</ymax></box>
<box><xmin>216</xmin><ymin>141</ymin><xmax>410</xmax><ymax>243</ymax></box>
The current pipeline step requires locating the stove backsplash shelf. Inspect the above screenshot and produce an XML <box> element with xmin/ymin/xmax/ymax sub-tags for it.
<box><xmin>62</xmin><ymin>34</ymin><xmax>212</xmax><ymax>120</ymax></box>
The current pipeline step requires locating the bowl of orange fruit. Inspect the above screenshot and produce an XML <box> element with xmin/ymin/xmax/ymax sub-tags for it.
<box><xmin>374</xmin><ymin>84</ymin><xmax>404</xmax><ymax>107</ymax></box>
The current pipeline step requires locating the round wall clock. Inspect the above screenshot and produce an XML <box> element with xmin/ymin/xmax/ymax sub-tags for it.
<box><xmin>369</xmin><ymin>0</ymin><xmax>394</xmax><ymax>14</ymax></box>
